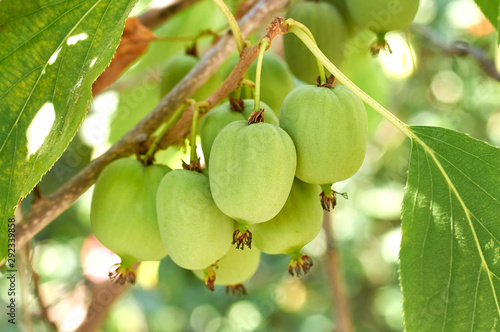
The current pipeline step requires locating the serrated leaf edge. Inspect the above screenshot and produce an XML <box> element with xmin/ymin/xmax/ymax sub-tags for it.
<box><xmin>406</xmin><ymin>127</ymin><xmax>500</xmax><ymax>324</ymax></box>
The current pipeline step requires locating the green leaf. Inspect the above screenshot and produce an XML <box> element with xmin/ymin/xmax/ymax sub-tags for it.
<box><xmin>474</xmin><ymin>0</ymin><xmax>500</xmax><ymax>44</ymax></box>
<box><xmin>0</xmin><ymin>0</ymin><xmax>137</xmax><ymax>257</ymax></box>
<box><xmin>400</xmin><ymin>126</ymin><xmax>500</xmax><ymax>331</ymax></box>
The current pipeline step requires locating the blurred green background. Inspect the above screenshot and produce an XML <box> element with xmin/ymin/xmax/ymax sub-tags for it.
<box><xmin>2</xmin><ymin>0</ymin><xmax>499</xmax><ymax>331</ymax></box>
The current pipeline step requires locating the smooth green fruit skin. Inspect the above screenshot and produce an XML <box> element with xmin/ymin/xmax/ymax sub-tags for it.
<box><xmin>347</xmin><ymin>0</ymin><xmax>419</xmax><ymax>33</ymax></box>
<box><xmin>193</xmin><ymin>246</ymin><xmax>261</xmax><ymax>285</ymax></box>
<box><xmin>279</xmin><ymin>85</ymin><xmax>367</xmax><ymax>184</ymax></box>
<box><xmin>156</xmin><ymin>170</ymin><xmax>234</xmax><ymax>270</ymax></box>
<box><xmin>209</xmin><ymin>121</ymin><xmax>297</xmax><ymax>225</ymax></box>
<box><xmin>160</xmin><ymin>54</ymin><xmax>222</xmax><ymax>100</ymax></box>
<box><xmin>200</xmin><ymin>99</ymin><xmax>278</xmax><ymax>165</ymax></box>
<box><xmin>91</xmin><ymin>158</ymin><xmax>169</xmax><ymax>262</ymax></box>
<box><xmin>323</xmin><ymin>0</ymin><xmax>357</xmax><ymax>37</ymax></box>
<box><xmin>284</xmin><ymin>2</ymin><xmax>347</xmax><ymax>84</ymax></box>
<box><xmin>253</xmin><ymin>178</ymin><xmax>323</xmax><ymax>255</ymax></box>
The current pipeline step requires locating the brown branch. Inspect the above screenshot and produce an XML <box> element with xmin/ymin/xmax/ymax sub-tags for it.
<box><xmin>73</xmin><ymin>261</ymin><xmax>140</xmax><ymax>332</ymax></box>
<box><xmin>92</xmin><ymin>0</ymin><xmax>205</xmax><ymax>97</ymax></box>
<box><xmin>73</xmin><ymin>279</ymin><xmax>131</xmax><ymax>331</ymax></box>
<box><xmin>159</xmin><ymin>17</ymin><xmax>288</xmax><ymax>148</ymax></box>
<box><xmin>32</xmin><ymin>267</ymin><xmax>58</xmax><ymax>331</ymax></box>
<box><xmin>323</xmin><ymin>210</ymin><xmax>353</xmax><ymax>332</ymax></box>
<box><xmin>411</xmin><ymin>24</ymin><xmax>500</xmax><ymax>81</ymax></box>
<box><xmin>138</xmin><ymin>0</ymin><xmax>201</xmax><ymax>30</ymax></box>
<box><xmin>15</xmin><ymin>0</ymin><xmax>289</xmax><ymax>254</ymax></box>
<box><xmin>18</xmin><ymin>243</ymin><xmax>34</xmax><ymax>332</ymax></box>
<box><xmin>16</xmin><ymin>240</ymin><xmax>58</xmax><ymax>331</ymax></box>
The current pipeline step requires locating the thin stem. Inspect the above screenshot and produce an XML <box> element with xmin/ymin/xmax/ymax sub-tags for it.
<box><xmin>238</xmin><ymin>78</ymin><xmax>255</xmax><ymax>88</ymax></box>
<box><xmin>190</xmin><ymin>104</ymin><xmax>201</xmax><ymax>163</ymax></box>
<box><xmin>143</xmin><ymin>103</ymin><xmax>186</xmax><ymax>163</ymax></box>
<box><xmin>234</xmin><ymin>86</ymin><xmax>242</xmax><ymax>99</ymax></box>
<box><xmin>213</xmin><ymin>0</ymin><xmax>245</xmax><ymax>53</ymax></box>
<box><xmin>254</xmin><ymin>38</ymin><xmax>269</xmax><ymax>111</ymax></box>
<box><xmin>286</xmin><ymin>20</ymin><xmax>414</xmax><ymax>139</ymax></box>
<box><xmin>287</xmin><ymin>20</ymin><xmax>326</xmax><ymax>84</ymax></box>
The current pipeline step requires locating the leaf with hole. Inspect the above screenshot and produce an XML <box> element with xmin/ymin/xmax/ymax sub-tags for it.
<box><xmin>0</xmin><ymin>0</ymin><xmax>138</xmax><ymax>260</ymax></box>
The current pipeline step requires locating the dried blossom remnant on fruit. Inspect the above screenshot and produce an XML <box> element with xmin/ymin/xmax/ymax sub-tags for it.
<box><xmin>288</xmin><ymin>255</ymin><xmax>313</xmax><ymax>277</ymax></box>
<box><xmin>371</xmin><ymin>34</ymin><xmax>392</xmax><ymax>56</ymax></box>
<box><xmin>108</xmin><ymin>263</ymin><xmax>137</xmax><ymax>285</ymax></box>
<box><xmin>320</xmin><ymin>191</ymin><xmax>336</xmax><ymax>211</ymax></box>
<box><xmin>203</xmin><ymin>265</ymin><xmax>217</xmax><ymax>292</ymax></box>
<box><xmin>226</xmin><ymin>284</ymin><xmax>247</xmax><ymax>296</ymax></box>
<box><xmin>320</xmin><ymin>190</ymin><xmax>348</xmax><ymax>211</ymax></box>
<box><xmin>232</xmin><ymin>229</ymin><xmax>252</xmax><ymax>249</ymax></box>
<box><xmin>182</xmin><ymin>158</ymin><xmax>203</xmax><ymax>172</ymax></box>
<box><xmin>247</xmin><ymin>109</ymin><xmax>265</xmax><ymax>124</ymax></box>
<box><xmin>370</xmin><ymin>41</ymin><xmax>392</xmax><ymax>56</ymax></box>
<box><xmin>317</xmin><ymin>74</ymin><xmax>336</xmax><ymax>88</ymax></box>
<box><xmin>229</xmin><ymin>97</ymin><xmax>245</xmax><ymax>112</ymax></box>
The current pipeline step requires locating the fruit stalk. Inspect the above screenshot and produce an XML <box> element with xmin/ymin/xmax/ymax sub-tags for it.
<box><xmin>286</xmin><ymin>19</ymin><xmax>327</xmax><ymax>84</ymax></box>
<box><xmin>213</xmin><ymin>0</ymin><xmax>245</xmax><ymax>53</ymax></box>
<box><xmin>143</xmin><ymin>103</ymin><xmax>186</xmax><ymax>164</ymax></box>
<box><xmin>254</xmin><ymin>38</ymin><xmax>269</xmax><ymax>112</ymax></box>
<box><xmin>238</xmin><ymin>78</ymin><xmax>256</xmax><ymax>89</ymax></box>
<box><xmin>189</xmin><ymin>101</ymin><xmax>209</xmax><ymax>164</ymax></box>
<box><xmin>284</xmin><ymin>19</ymin><xmax>413</xmax><ymax>139</ymax></box>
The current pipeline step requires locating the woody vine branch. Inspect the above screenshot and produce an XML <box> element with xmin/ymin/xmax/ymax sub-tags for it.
<box><xmin>14</xmin><ymin>0</ymin><xmax>289</xmax><ymax>255</ymax></box>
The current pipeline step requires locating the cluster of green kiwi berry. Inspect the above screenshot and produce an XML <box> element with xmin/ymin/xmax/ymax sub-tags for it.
<box><xmin>89</xmin><ymin>0</ymin><xmax>419</xmax><ymax>293</ymax></box>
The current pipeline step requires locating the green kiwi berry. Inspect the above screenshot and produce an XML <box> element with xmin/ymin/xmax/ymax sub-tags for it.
<box><xmin>347</xmin><ymin>0</ymin><xmax>419</xmax><ymax>33</ymax></box>
<box><xmin>200</xmin><ymin>99</ymin><xmax>278</xmax><ymax>164</ymax></box>
<box><xmin>156</xmin><ymin>170</ymin><xmax>234</xmax><ymax>270</ymax></box>
<box><xmin>253</xmin><ymin>177</ymin><xmax>323</xmax><ymax>276</ymax></box>
<box><xmin>284</xmin><ymin>1</ymin><xmax>347</xmax><ymax>84</ymax></box>
<box><xmin>91</xmin><ymin>158</ymin><xmax>170</xmax><ymax>284</ymax></box>
<box><xmin>209</xmin><ymin>120</ymin><xmax>297</xmax><ymax>249</ymax></box>
<box><xmin>279</xmin><ymin>85</ymin><xmax>367</xmax><ymax>185</ymax></box>
<box><xmin>193</xmin><ymin>246</ymin><xmax>261</xmax><ymax>293</ymax></box>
